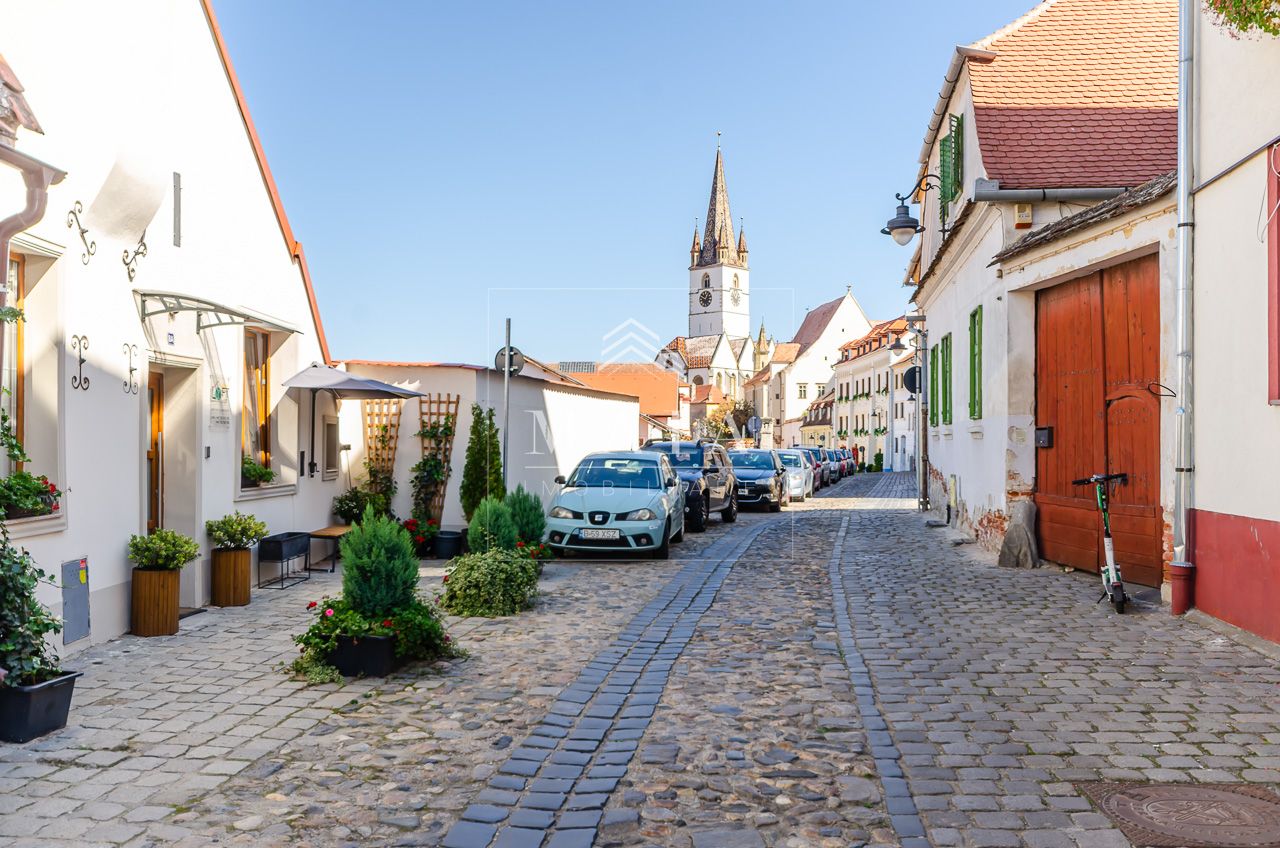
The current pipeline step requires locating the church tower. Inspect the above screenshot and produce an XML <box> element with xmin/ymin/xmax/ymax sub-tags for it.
<box><xmin>688</xmin><ymin>146</ymin><xmax>750</xmax><ymax>338</ymax></box>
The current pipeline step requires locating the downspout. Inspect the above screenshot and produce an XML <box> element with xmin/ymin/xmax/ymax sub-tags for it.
<box><xmin>0</xmin><ymin>145</ymin><xmax>66</xmax><ymax>272</ymax></box>
<box><xmin>1170</xmin><ymin>0</ymin><xmax>1196</xmax><ymax>604</ymax></box>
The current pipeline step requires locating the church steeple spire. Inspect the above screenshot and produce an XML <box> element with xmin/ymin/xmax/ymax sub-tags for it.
<box><xmin>697</xmin><ymin>145</ymin><xmax>741</xmax><ymax>268</ymax></box>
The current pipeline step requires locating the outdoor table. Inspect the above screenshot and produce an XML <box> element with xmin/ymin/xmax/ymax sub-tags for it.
<box><xmin>257</xmin><ymin>531</ymin><xmax>311</xmax><ymax>589</ymax></box>
<box><xmin>308</xmin><ymin>525</ymin><xmax>351</xmax><ymax>573</ymax></box>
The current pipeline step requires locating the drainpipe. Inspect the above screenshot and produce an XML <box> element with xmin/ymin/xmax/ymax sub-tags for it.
<box><xmin>1169</xmin><ymin>0</ymin><xmax>1196</xmax><ymax>610</ymax></box>
<box><xmin>0</xmin><ymin>145</ymin><xmax>66</xmax><ymax>273</ymax></box>
<box><xmin>972</xmin><ymin>180</ymin><xmax>1128</xmax><ymax>203</ymax></box>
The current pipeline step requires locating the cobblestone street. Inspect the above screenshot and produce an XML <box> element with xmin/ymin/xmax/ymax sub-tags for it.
<box><xmin>3</xmin><ymin>472</ymin><xmax>1279</xmax><ymax>848</ymax></box>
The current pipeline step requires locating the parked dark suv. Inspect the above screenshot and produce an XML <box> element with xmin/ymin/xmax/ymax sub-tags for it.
<box><xmin>640</xmin><ymin>439</ymin><xmax>738</xmax><ymax>531</ymax></box>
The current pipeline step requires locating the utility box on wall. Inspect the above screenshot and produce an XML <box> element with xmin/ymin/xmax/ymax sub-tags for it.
<box><xmin>61</xmin><ymin>558</ymin><xmax>91</xmax><ymax>644</ymax></box>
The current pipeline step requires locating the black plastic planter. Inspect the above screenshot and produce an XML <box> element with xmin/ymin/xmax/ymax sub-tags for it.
<box><xmin>434</xmin><ymin>530</ymin><xmax>464</xmax><ymax>560</ymax></box>
<box><xmin>0</xmin><ymin>670</ymin><xmax>83</xmax><ymax>743</ymax></box>
<box><xmin>328</xmin><ymin>635</ymin><xmax>403</xmax><ymax>677</ymax></box>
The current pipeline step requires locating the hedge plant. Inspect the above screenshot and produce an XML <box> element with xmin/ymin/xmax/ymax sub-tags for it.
<box><xmin>505</xmin><ymin>485</ymin><xmax>546</xmax><ymax>545</ymax></box>
<box><xmin>128</xmin><ymin>529</ymin><xmax>200</xmax><ymax>571</ymax></box>
<box><xmin>441</xmin><ymin>549</ymin><xmax>538</xmax><ymax>617</ymax></box>
<box><xmin>467</xmin><ymin>496</ymin><xmax>518</xmax><ymax>553</ymax></box>
<box><xmin>340</xmin><ymin>505</ymin><xmax>419</xmax><ymax>618</ymax></box>
<box><xmin>205</xmin><ymin>511</ymin><xmax>268</xmax><ymax>550</ymax></box>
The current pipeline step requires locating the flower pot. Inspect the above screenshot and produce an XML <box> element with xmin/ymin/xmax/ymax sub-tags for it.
<box><xmin>415</xmin><ymin>537</ymin><xmax>436</xmax><ymax>559</ymax></box>
<box><xmin>0</xmin><ymin>670</ymin><xmax>83</xmax><ymax>743</ymax></box>
<box><xmin>1169</xmin><ymin>562</ymin><xmax>1195</xmax><ymax>616</ymax></box>
<box><xmin>211</xmin><ymin>548</ymin><xmax>251</xmax><ymax>607</ymax></box>
<box><xmin>434</xmin><ymin>530</ymin><xmax>464</xmax><ymax>560</ymax></box>
<box><xmin>327</xmin><ymin>635</ymin><xmax>403</xmax><ymax>677</ymax></box>
<box><xmin>131</xmin><ymin>567</ymin><xmax>180</xmax><ymax>637</ymax></box>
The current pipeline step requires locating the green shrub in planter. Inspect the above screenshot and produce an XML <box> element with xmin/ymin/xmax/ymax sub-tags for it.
<box><xmin>205</xmin><ymin>511</ymin><xmax>268</xmax><ymax>549</ymax></box>
<box><xmin>505</xmin><ymin>485</ymin><xmax>546</xmax><ymax>545</ymax></box>
<box><xmin>0</xmin><ymin>524</ymin><xmax>64</xmax><ymax>686</ymax></box>
<box><xmin>340</xmin><ymin>505</ymin><xmax>419</xmax><ymax>618</ymax></box>
<box><xmin>333</xmin><ymin>487</ymin><xmax>389</xmax><ymax>524</ymax></box>
<box><xmin>240</xmin><ymin>455</ymin><xmax>275</xmax><ymax>486</ymax></box>
<box><xmin>441</xmin><ymin>549</ymin><xmax>538</xmax><ymax>617</ymax></box>
<box><xmin>127</xmin><ymin>529</ymin><xmax>200</xmax><ymax>570</ymax></box>
<box><xmin>467</xmin><ymin>496</ymin><xmax>517</xmax><ymax>553</ymax></box>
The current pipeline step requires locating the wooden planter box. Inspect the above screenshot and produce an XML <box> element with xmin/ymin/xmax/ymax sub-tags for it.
<box><xmin>0</xmin><ymin>670</ymin><xmax>83</xmax><ymax>743</ymax></box>
<box><xmin>131</xmin><ymin>568</ymin><xmax>180</xmax><ymax>636</ymax></box>
<box><xmin>210</xmin><ymin>548</ymin><xmax>251</xmax><ymax>607</ymax></box>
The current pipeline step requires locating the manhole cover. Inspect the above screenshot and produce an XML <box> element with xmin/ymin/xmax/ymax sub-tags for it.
<box><xmin>1078</xmin><ymin>783</ymin><xmax>1280</xmax><ymax>848</ymax></box>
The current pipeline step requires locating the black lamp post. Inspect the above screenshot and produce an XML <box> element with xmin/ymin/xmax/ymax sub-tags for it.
<box><xmin>881</xmin><ymin>174</ymin><xmax>943</xmax><ymax>246</ymax></box>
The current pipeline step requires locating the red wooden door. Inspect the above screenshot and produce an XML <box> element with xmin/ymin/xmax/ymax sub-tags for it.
<box><xmin>1034</xmin><ymin>255</ymin><xmax>1162</xmax><ymax>587</ymax></box>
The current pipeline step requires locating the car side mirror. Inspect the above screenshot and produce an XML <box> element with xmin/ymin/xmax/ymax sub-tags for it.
<box><xmin>554</xmin><ymin>475</ymin><xmax>566</xmax><ymax>485</ymax></box>
<box><xmin>666</xmin><ymin>476</ymin><xmax>678</xmax><ymax>488</ymax></box>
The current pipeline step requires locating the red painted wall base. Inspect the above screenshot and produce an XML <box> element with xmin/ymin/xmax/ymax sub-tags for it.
<box><xmin>1190</xmin><ymin>508</ymin><xmax>1280</xmax><ymax>645</ymax></box>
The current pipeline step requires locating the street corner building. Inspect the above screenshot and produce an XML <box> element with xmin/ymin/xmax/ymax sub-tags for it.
<box><xmin>893</xmin><ymin>0</ymin><xmax>1181</xmax><ymax>586</ymax></box>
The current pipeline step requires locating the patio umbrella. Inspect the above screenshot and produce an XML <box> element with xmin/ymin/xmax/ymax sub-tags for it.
<box><xmin>282</xmin><ymin>363</ymin><xmax>425</xmax><ymax>478</ymax></box>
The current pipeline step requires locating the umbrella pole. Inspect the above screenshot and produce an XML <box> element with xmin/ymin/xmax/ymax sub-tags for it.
<box><xmin>308</xmin><ymin>388</ymin><xmax>317</xmax><ymax>478</ymax></box>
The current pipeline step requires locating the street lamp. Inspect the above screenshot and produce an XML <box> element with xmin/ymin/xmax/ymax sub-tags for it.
<box><xmin>881</xmin><ymin>174</ymin><xmax>944</xmax><ymax>247</ymax></box>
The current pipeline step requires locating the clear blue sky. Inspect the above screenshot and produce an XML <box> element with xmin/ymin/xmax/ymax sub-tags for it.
<box><xmin>215</xmin><ymin>0</ymin><xmax>1033</xmax><ymax>365</ymax></box>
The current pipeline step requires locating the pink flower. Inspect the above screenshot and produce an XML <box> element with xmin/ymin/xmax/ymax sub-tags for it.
<box><xmin>324</xmin><ymin>608</ymin><xmax>334</xmax><ymax>617</ymax></box>
<box><xmin>444</xmin><ymin>635</ymin><xmax>451</xmax><ymax>643</ymax></box>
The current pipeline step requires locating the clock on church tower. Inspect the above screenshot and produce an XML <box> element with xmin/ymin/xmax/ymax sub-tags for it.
<box><xmin>687</xmin><ymin>147</ymin><xmax>750</xmax><ymax>339</ymax></box>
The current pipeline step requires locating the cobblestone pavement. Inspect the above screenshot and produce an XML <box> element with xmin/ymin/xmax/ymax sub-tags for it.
<box><xmin>832</xmin><ymin>478</ymin><xmax>1280</xmax><ymax>848</ymax></box>
<box><xmin>5</xmin><ymin>470</ymin><xmax>1279</xmax><ymax>848</ymax></box>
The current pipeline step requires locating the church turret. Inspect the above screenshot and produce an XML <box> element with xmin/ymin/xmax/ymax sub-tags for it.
<box><xmin>689</xmin><ymin>226</ymin><xmax>701</xmax><ymax>267</ymax></box>
<box><xmin>737</xmin><ymin>224</ymin><xmax>749</xmax><ymax>269</ymax></box>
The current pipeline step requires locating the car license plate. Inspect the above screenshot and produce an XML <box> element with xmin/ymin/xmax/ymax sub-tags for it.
<box><xmin>738</xmin><ymin>487</ymin><xmax>750</xmax><ymax>496</ymax></box>
<box><xmin>581</xmin><ymin>528</ymin><xmax>620</xmax><ymax>540</ymax></box>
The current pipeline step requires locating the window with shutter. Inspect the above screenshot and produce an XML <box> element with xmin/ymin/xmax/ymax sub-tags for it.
<box><xmin>969</xmin><ymin>306</ymin><xmax>983</xmax><ymax>419</ymax></box>
<box><xmin>929</xmin><ymin>345</ymin><xmax>939</xmax><ymax>426</ymax></box>
<box><xmin>941</xmin><ymin>333</ymin><xmax>953</xmax><ymax>425</ymax></box>
<box><xmin>938</xmin><ymin>114</ymin><xmax>964</xmax><ymax>227</ymax></box>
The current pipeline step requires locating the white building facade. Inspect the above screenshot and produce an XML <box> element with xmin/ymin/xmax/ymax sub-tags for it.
<box><xmin>1</xmin><ymin>0</ymin><xmax>346</xmax><ymax>650</ymax></box>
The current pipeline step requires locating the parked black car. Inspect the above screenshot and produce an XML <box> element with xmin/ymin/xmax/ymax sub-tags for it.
<box><xmin>728</xmin><ymin>449</ymin><xmax>788</xmax><ymax>511</ymax></box>
<box><xmin>640</xmin><ymin>439</ymin><xmax>738</xmax><ymax>531</ymax></box>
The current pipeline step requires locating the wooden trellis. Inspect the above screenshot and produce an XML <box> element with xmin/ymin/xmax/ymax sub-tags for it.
<box><xmin>418</xmin><ymin>393</ymin><xmax>461</xmax><ymax>521</ymax></box>
<box><xmin>362</xmin><ymin>398</ymin><xmax>403</xmax><ymax>481</ymax></box>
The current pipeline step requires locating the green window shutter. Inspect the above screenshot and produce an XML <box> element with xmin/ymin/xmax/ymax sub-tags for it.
<box><xmin>969</xmin><ymin>306</ymin><xmax>983</xmax><ymax>420</ymax></box>
<box><xmin>938</xmin><ymin>132</ymin><xmax>954</xmax><ymax>226</ymax></box>
<box><xmin>941</xmin><ymin>334</ymin><xmax>953</xmax><ymax>425</ymax></box>
<box><xmin>929</xmin><ymin>345</ymin><xmax>939</xmax><ymax>426</ymax></box>
<box><xmin>949</xmin><ymin>114</ymin><xmax>964</xmax><ymax>202</ymax></box>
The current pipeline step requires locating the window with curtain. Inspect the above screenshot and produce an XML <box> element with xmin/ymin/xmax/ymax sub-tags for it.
<box><xmin>243</xmin><ymin>328</ymin><xmax>271</xmax><ymax>468</ymax></box>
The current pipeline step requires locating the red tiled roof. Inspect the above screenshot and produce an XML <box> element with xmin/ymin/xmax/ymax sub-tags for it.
<box><xmin>839</xmin><ymin>317</ymin><xmax>909</xmax><ymax>361</ymax></box>
<box><xmin>744</xmin><ymin>366</ymin><xmax>772</xmax><ymax>388</ymax></box>
<box><xmin>790</xmin><ymin>296</ymin><xmax>845</xmax><ymax>353</ymax></box>
<box><xmin>967</xmin><ymin>0</ymin><xmax>1177</xmax><ymax>189</ymax></box>
<box><xmin>692</xmin><ymin>385</ymin><xmax>726</xmax><ymax>405</ymax></box>
<box><xmin>771</xmin><ymin>343</ymin><xmax>800</xmax><ymax>364</ymax></box>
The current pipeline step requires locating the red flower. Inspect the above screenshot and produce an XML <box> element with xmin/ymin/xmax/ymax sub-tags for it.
<box><xmin>307</xmin><ymin>601</ymin><xmax>318</xmax><ymax>610</ymax></box>
<box><xmin>444</xmin><ymin>635</ymin><xmax>451</xmax><ymax>643</ymax></box>
<box><xmin>442</xmin><ymin>575</ymin><xmax>449</xmax><ymax>584</ymax></box>
<box><xmin>427</xmin><ymin>519</ymin><xmax>438</xmax><ymax>526</ymax></box>
<box><xmin>382</xmin><ymin>619</ymin><xmax>393</xmax><ymax>627</ymax></box>
<box><xmin>414</xmin><ymin>534</ymin><xmax>426</xmax><ymax>543</ymax></box>
<box><xmin>517</xmin><ymin>541</ymin><xmax>525</xmax><ymax>548</ymax></box>
<box><xmin>404</xmin><ymin>519</ymin><xmax>419</xmax><ymax>530</ymax></box>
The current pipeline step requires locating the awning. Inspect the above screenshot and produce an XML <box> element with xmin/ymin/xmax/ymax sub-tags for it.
<box><xmin>133</xmin><ymin>290</ymin><xmax>301</xmax><ymax>335</ymax></box>
<box><xmin>282</xmin><ymin>363</ymin><xmax>424</xmax><ymax>399</ymax></box>
<box><xmin>282</xmin><ymin>364</ymin><xmax>424</xmax><ymax>478</ymax></box>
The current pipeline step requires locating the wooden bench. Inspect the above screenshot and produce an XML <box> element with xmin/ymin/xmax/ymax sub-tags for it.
<box><xmin>308</xmin><ymin>525</ymin><xmax>351</xmax><ymax>573</ymax></box>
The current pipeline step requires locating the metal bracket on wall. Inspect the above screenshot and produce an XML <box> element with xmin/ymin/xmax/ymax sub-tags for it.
<box><xmin>122</xmin><ymin>230</ymin><xmax>147</xmax><ymax>281</ymax></box>
<box><xmin>71</xmin><ymin>335</ymin><xmax>89</xmax><ymax>390</ymax></box>
<box><xmin>123</xmin><ymin>343</ymin><xmax>139</xmax><ymax>394</ymax></box>
<box><xmin>66</xmin><ymin>201</ymin><xmax>95</xmax><ymax>265</ymax></box>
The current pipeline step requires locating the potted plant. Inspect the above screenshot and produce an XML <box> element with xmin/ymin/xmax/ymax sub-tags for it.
<box><xmin>241</xmin><ymin>455</ymin><xmax>275</xmax><ymax>489</ymax></box>
<box><xmin>290</xmin><ymin>506</ymin><xmax>453</xmax><ymax>680</ymax></box>
<box><xmin>205</xmin><ymin>511</ymin><xmax>267</xmax><ymax>607</ymax></box>
<box><xmin>0</xmin><ymin>523</ymin><xmax>82</xmax><ymax>742</ymax></box>
<box><xmin>127</xmin><ymin>529</ymin><xmax>200</xmax><ymax>636</ymax></box>
<box><xmin>402</xmin><ymin>517</ymin><xmax>438</xmax><ymax>557</ymax></box>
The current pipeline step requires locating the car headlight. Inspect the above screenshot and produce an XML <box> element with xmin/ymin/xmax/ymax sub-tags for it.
<box><xmin>622</xmin><ymin>508</ymin><xmax>657</xmax><ymax>521</ymax></box>
<box><xmin>549</xmin><ymin>506</ymin><xmax>574</xmax><ymax>519</ymax></box>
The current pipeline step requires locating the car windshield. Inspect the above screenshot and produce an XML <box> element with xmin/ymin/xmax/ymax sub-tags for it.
<box><xmin>729</xmin><ymin>451</ymin><xmax>775</xmax><ymax>470</ymax></box>
<box><xmin>778</xmin><ymin>453</ymin><xmax>802</xmax><ymax>468</ymax></box>
<box><xmin>566</xmin><ymin>458</ymin><xmax>662</xmax><ymax>489</ymax></box>
<box><xmin>644</xmin><ymin>442</ymin><xmax>704</xmax><ymax>468</ymax></box>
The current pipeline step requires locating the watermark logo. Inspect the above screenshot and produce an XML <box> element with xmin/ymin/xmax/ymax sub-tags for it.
<box><xmin>601</xmin><ymin>318</ymin><xmax>661</xmax><ymax>365</ymax></box>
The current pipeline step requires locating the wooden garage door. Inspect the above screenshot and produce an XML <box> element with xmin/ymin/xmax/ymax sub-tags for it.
<box><xmin>1034</xmin><ymin>255</ymin><xmax>1162</xmax><ymax>587</ymax></box>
